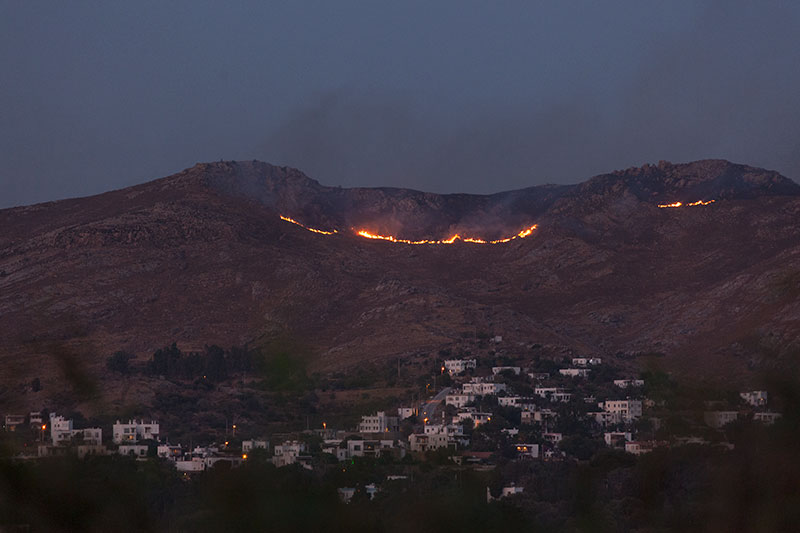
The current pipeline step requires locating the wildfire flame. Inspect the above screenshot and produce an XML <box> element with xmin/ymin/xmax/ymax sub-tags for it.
<box><xmin>658</xmin><ymin>200</ymin><xmax>715</xmax><ymax>208</ymax></box>
<box><xmin>356</xmin><ymin>224</ymin><xmax>537</xmax><ymax>245</ymax></box>
<box><xmin>279</xmin><ymin>215</ymin><xmax>337</xmax><ymax>235</ymax></box>
<box><xmin>280</xmin><ymin>214</ymin><xmax>537</xmax><ymax>245</ymax></box>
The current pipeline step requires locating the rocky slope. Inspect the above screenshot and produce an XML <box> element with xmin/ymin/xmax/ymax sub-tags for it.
<box><xmin>1</xmin><ymin>159</ymin><xmax>799</xmax><ymax>408</ymax></box>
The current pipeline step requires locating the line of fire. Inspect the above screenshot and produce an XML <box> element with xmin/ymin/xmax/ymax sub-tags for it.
<box><xmin>657</xmin><ymin>199</ymin><xmax>716</xmax><ymax>208</ymax></box>
<box><xmin>279</xmin><ymin>215</ymin><xmax>538</xmax><ymax>245</ymax></box>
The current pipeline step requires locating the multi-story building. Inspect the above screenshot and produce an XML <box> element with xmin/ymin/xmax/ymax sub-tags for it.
<box><xmin>514</xmin><ymin>443</ymin><xmax>539</xmax><ymax>458</ymax></box>
<box><xmin>534</xmin><ymin>387</ymin><xmax>572</xmax><ymax>402</ymax></box>
<box><xmin>454</xmin><ymin>411</ymin><xmax>492</xmax><ymax>426</ymax></box>
<box><xmin>462</xmin><ymin>381</ymin><xmax>507</xmax><ymax>395</ymax></box>
<box><xmin>602</xmin><ymin>400</ymin><xmax>643</xmax><ymax>422</ymax></box>
<box><xmin>118</xmin><ymin>444</ymin><xmax>149</xmax><ymax>458</ymax></box>
<box><xmin>4</xmin><ymin>415</ymin><xmax>26</xmax><ymax>432</ymax></box>
<box><xmin>272</xmin><ymin>441</ymin><xmax>307</xmax><ymax>467</ymax></box>
<box><xmin>112</xmin><ymin>420</ymin><xmax>160</xmax><ymax>444</ymax></box>
<box><xmin>157</xmin><ymin>444</ymin><xmax>183</xmax><ymax>460</ymax></box>
<box><xmin>346</xmin><ymin>439</ymin><xmax>404</xmax><ymax>460</ymax></box>
<box><xmin>408</xmin><ymin>433</ymin><xmax>453</xmax><ymax>452</ymax></box>
<box><xmin>740</xmin><ymin>391</ymin><xmax>768</xmax><ymax>407</ymax></box>
<box><xmin>242</xmin><ymin>439</ymin><xmax>269</xmax><ymax>453</ymax></box>
<box><xmin>49</xmin><ymin>414</ymin><xmax>73</xmax><ymax>442</ymax></box>
<box><xmin>521</xmin><ymin>409</ymin><xmax>556</xmax><ymax>425</ymax></box>
<box><xmin>443</xmin><ymin>359</ymin><xmax>476</xmax><ymax>375</ymax></box>
<box><xmin>446</xmin><ymin>392</ymin><xmax>476</xmax><ymax>408</ymax></box>
<box><xmin>358</xmin><ymin>411</ymin><xmax>399</xmax><ymax>433</ymax></box>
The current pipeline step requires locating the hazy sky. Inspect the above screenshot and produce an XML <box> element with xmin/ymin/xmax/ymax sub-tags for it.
<box><xmin>2</xmin><ymin>1</ymin><xmax>799</xmax><ymax>208</ymax></box>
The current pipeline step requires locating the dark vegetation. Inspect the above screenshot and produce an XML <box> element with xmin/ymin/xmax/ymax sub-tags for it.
<box><xmin>2</xmin><ymin>417</ymin><xmax>800</xmax><ymax>532</ymax></box>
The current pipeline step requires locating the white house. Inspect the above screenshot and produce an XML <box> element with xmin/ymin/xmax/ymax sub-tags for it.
<box><xmin>358</xmin><ymin>411</ymin><xmax>399</xmax><ymax>433</ymax></box>
<box><xmin>753</xmin><ymin>412</ymin><xmax>782</xmax><ymax>425</ymax></box>
<box><xmin>242</xmin><ymin>439</ymin><xmax>268</xmax><ymax>453</ymax></box>
<box><xmin>527</xmin><ymin>372</ymin><xmax>550</xmax><ymax>381</ymax></box>
<box><xmin>740</xmin><ymin>391</ymin><xmax>768</xmax><ymax>407</ymax></box>
<box><xmin>4</xmin><ymin>415</ymin><xmax>26</xmax><ymax>432</ymax></box>
<box><xmin>443</xmin><ymin>359</ymin><xmax>476</xmax><ymax>375</ymax></box>
<box><xmin>49</xmin><ymin>414</ymin><xmax>73</xmax><ymax>443</ymax></box>
<box><xmin>346</xmin><ymin>439</ymin><xmax>400</xmax><ymax>459</ymax></box>
<box><xmin>498</xmin><ymin>396</ymin><xmax>524</xmax><ymax>407</ymax></box>
<box><xmin>602</xmin><ymin>400</ymin><xmax>643</xmax><ymax>422</ymax></box>
<box><xmin>272</xmin><ymin>440</ymin><xmax>307</xmax><ymax>467</ymax></box>
<box><xmin>463</xmin><ymin>381</ymin><xmax>507</xmax><ymax>396</ymax></box>
<box><xmin>157</xmin><ymin>444</ymin><xmax>183</xmax><ymax>460</ymax></box>
<box><xmin>446</xmin><ymin>392</ymin><xmax>476</xmax><ymax>408</ymax></box>
<box><xmin>514</xmin><ymin>443</ymin><xmax>539</xmax><ymax>458</ymax></box>
<box><xmin>409</xmin><ymin>433</ymin><xmax>453</xmax><ymax>452</ymax></box>
<box><xmin>614</xmin><ymin>379</ymin><xmax>645</xmax><ymax>388</ymax></box>
<box><xmin>534</xmin><ymin>387</ymin><xmax>572</xmax><ymax>402</ymax></box>
<box><xmin>118</xmin><ymin>444</ymin><xmax>149</xmax><ymax>457</ymax></box>
<box><xmin>543</xmin><ymin>432</ymin><xmax>563</xmax><ymax>444</ymax></box>
<box><xmin>521</xmin><ymin>409</ymin><xmax>556</xmax><ymax>425</ymax></box>
<box><xmin>559</xmin><ymin>368</ymin><xmax>590</xmax><ymax>378</ymax></box>
<box><xmin>455</xmin><ymin>411</ymin><xmax>492</xmax><ymax>426</ymax></box>
<box><xmin>48</xmin><ymin>414</ymin><xmax>102</xmax><ymax>445</ymax></box>
<box><xmin>175</xmin><ymin>458</ymin><xmax>205</xmax><ymax>473</ymax></box>
<box><xmin>424</xmin><ymin>423</ymin><xmax>464</xmax><ymax>437</ymax></box>
<box><xmin>572</xmin><ymin>357</ymin><xmax>602</xmax><ymax>367</ymax></box>
<box><xmin>29</xmin><ymin>412</ymin><xmax>43</xmax><ymax>428</ymax></box>
<box><xmin>492</xmin><ymin>366</ymin><xmax>521</xmax><ymax>376</ymax></box>
<box><xmin>112</xmin><ymin>420</ymin><xmax>160</xmax><ymax>444</ymax></box>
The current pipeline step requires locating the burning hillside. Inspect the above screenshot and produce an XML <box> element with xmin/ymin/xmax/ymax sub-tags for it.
<box><xmin>279</xmin><ymin>215</ymin><xmax>538</xmax><ymax>245</ymax></box>
<box><xmin>658</xmin><ymin>200</ymin><xmax>716</xmax><ymax>208</ymax></box>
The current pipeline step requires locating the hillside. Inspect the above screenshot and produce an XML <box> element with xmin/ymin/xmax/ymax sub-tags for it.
<box><xmin>1</xmin><ymin>159</ymin><xmax>799</xmax><ymax>412</ymax></box>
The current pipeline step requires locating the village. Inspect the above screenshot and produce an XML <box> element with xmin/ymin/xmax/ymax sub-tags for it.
<box><xmin>3</xmin><ymin>342</ymin><xmax>783</xmax><ymax>504</ymax></box>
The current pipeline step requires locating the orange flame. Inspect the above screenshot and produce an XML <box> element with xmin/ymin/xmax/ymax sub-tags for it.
<box><xmin>281</xmin><ymin>214</ymin><xmax>538</xmax><ymax>245</ymax></box>
<box><xmin>279</xmin><ymin>215</ymin><xmax>337</xmax><ymax>234</ymax></box>
<box><xmin>356</xmin><ymin>224</ymin><xmax>538</xmax><ymax>245</ymax></box>
<box><xmin>658</xmin><ymin>199</ymin><xmax>715</xmax><ymax>208</ymax></box>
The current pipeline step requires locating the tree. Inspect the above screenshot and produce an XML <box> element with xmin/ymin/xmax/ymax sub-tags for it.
<box><xmin>107</xmin><ymin>351</ymin><xmax>134</xmax><ymax>374</ymax></box>
<box><xmin>31</xmin><ymin>377</ymin><xmax>41</xmax><ymax>392</ymax></box>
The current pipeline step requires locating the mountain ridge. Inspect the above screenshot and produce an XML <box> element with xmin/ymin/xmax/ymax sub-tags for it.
<box><xmin>1</xmin><ymin>158</ymin><xmax>799</xmax><ymax>412</ymax></box>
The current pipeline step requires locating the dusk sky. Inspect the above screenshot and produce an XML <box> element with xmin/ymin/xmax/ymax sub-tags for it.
<box><xmin>2</xmin><ymin>2</ymin><xmax>799</xmax><ymax>208</ymax></box>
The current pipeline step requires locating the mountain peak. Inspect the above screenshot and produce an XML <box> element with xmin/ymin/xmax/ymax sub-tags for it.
<box><xmin>582</xmin><ymin>159</ymin><xmax>800</xmax><ymax>203</ymax></box>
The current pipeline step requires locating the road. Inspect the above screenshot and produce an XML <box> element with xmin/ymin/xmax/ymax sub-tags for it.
<box><xmin>420</xmin><ymin>387</ymin><xmax>451</xmax><ymax>425</ymax></box>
